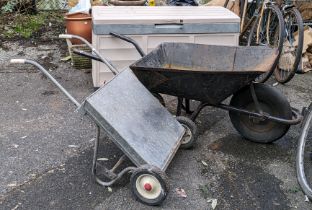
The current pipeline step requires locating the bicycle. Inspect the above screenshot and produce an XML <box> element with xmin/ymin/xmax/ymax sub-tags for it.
<box><xmin>274</xmin><ymin>1</ymin><xmax>304</xmax><ymax>84</ymax></box>
<box><xmin>247</xmin><ymin>0</ymin><xmax>285</xmax><ymax>83</ymax></box>
<box><xmin>225</xmin><ymin>0</ymin><xmax>285</xmax><ymax>83</ymax></box>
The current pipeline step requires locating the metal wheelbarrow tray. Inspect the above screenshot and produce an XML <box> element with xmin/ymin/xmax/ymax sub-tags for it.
<box><xmin>10</xmin><ymin>43</ymin><xmax>190</xmax><ymax>205</ymax></box>
<box><xmin>130</xmin><ymin>43</ymin><xmax>277</xmax><ymax>104</ymax></box>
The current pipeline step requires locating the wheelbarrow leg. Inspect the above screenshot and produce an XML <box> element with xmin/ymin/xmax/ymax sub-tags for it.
<box><xmin>176</xmin><ymin>97</ymin><xmax>183</xmax><ymax>116</ymax></box>
<box><xmin>190</xmin><ymin>102</ymin><xmax>210</xmax><ymax>121</ymax></box>
<box><xmin>92</xmin><ymin>125</ymin><xmax>136</xmax><ymax>187</ymax></box>
<box><xmin>183</xmin><ymin>99</ymin><xmax>193</xmax><ymax>114</ymax></box>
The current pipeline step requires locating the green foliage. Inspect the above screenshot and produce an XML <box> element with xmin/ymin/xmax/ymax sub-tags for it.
<box><xmin>1</xmin><ymin>11</ymin><xmax>64</xmax><ymax>39</ymax></box>
<box><xmin>1</xmin><ymin>1</ymin><xmax>17</xmax><ymax>14</ymax></box>
<box><xmin>3</xmin><ymin>13</ymin><xmax>46</xmax><ymax>38</ymax></box>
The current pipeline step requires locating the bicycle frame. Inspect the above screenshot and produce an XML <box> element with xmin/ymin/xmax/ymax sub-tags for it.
<box><xmin>239</xmin><ymin>0</ymin><xmax>275</xmax><ymax>43</ymax></box>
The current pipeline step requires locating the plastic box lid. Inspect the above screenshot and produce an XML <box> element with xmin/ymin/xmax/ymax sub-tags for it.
<box><xmin>92</xmin><ymin>6</ymin><xmax>240</xmax><ymax>35</ymax></box>
<box><xmin>92</xmin><ymin>6</ymin><xmax>240</xmax><ymax>24</ymax></box>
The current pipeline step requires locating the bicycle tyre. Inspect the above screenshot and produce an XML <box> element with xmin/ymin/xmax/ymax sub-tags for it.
<box><xmin>274</xmin><ymin>7</ymin><xmax>304</xmax><ymax>84</ymax></box>
<box><xmin>296</xmin><ymin>104</ymin><xmax>312</xmax><ymax>199</ymax></box>
<box><xmin>248</xmin><ymin>4</ymin><xmax>285</xmax><ymax>83</ymax></box>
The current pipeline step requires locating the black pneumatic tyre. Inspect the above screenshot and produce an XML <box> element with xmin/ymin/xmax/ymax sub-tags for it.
<box><xmin>229</xmin><ymin>83</ymin><xmax>292</xmax><ymax>143</ymax></box>
<box><xmin>176</xmin><ymin>116</ymin><xmax>198</xmax><ymax>149</ymax></box>
<box><xmin>130</xmin><ymin>165</ymin><xmax>169</xmax><ymax>206</ymax></box>
<box><xmin>274</xmin><ymin>7</ymin><xmax>304</xmax><ymax>84</ymax></box>
<box><xmin>248</xmin><ymin>4</ymin><xmax>285</xmax><ymax>83</ymax></box>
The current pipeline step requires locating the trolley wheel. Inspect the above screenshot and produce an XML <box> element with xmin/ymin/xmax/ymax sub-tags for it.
<box><xmin>130</xmin><ymin>165</ymin><xmax>169</xmax><ymax>206</ymax></box>
<box><xmin>229</xmin><ymin>83</ymin><xmax>292</xmax><ymax>143</ymax></box>
<box><xmin>176</xmin><ymin>116</ymin><xmax>198</xmax><ymax>149</ymax></box>
<box><xmin>153</xmin><ymin>93</ymin><xmax>165</xmax><ymax>107</ymax></box>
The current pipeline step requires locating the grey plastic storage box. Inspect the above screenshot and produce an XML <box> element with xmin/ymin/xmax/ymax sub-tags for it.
<box><xmin>92</xmin><ymin>6</ymin><xmax>240</xmax><ymax>87</ymax></box>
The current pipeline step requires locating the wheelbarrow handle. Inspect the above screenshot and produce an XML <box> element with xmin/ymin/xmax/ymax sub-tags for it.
<box><xmin>59</xmin><ymin>34</ymin><xmax>119</xmax><ymax>75</ymax></box>
<box><xmin>10</xmin><ymin>59</ymin><xmax>81</xmax><ymax>108</ymax></box>
<box><xmin>109</xmin><ymin>32</ymin><xmax>146</xmax><ymax>57</ymax></box>
<box><xmin>72</xmin><ymin>49</ymin><xmax>102</xmax><ymax>62</ymax></box>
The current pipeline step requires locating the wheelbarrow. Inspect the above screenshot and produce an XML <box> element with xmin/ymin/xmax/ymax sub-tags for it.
<box><xmin>9</xmin><ymin>35</ymin><xmax>197</xmax><ymax>206</ymax></box>
<box><xmin>130</xmin><ymin>42</ymin><xmax>303</xmax><ymax>144</ymax></box>
<box><xmin>75</xmin><ymin>32</ymin><xmax>302</xmax><ymax>144</ymax></box>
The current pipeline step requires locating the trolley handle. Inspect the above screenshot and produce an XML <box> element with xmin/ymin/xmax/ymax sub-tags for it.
<box><xmin>10</xmin><ymin>59</ymin><xmax>81</xmax><ymax>108</ymax></box>
<box><xmin>109</xmin><ymin>32</ymin><xmax>146</xmax><ymax>57</ymax></box>
<box><xmin>59</xmin><ymin>34</ymin><xmax>119</xmax><ymax>75</ymax></box>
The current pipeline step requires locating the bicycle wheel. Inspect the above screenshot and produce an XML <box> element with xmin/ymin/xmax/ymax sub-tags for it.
<box><xmin>239</xmin><ymin>0</ymin><xmax>259</xmax><ymax>45</ymax></box>
<box><xmin>296</xmin><ymin>104</ymin><xmax>312</xmax><ymax>199</ymax></box>
<box><xmin>248</xmin><ymin>4</ymin><xmax>285</xmax><ymax>83</ymax></box>
<box><xmin>274</xmin><ymin>7</ymin><xmax>304</xmax><ymax>84</ymax></box>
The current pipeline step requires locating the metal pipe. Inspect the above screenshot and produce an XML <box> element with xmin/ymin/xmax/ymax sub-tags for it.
<box><xmin>109</xmin><ymin>32</ymin><xmax>146</xmax><ymax>57</ymax></box>
<box><xmin>176</xmin><ymin>97</ymin><xmax>183</xmax><ymax>116</ymax></box>
<box><xmin>111</xmin><ymin>155</ymin><xmax>126</xmax><ymax>172</ymax></box>
<box><xmin>94</xmin><ymin>166</ymin><xmax>136</xmax><ymax>187</ymax></box>
<box><xmin>250</xmin><ymin>83</ymin><xmax>264</xmax><ymax>115</ymax></box>
<box><xmin>296</xmin><ymin>105</ymin><xmax>312</xmax><ymax>199</ymax></box>
<box><xmin>216</xmin><ymin>103</ymin><xmax>302</xmax><ymax>125</ymax></box>
<box><xmin>190</xmin><ymin>102</ymin><xmax>209</xmax><ymax>121</ymax></box>
<box><xmin>72</xmin><ymin>49</ymin><xmax>102</xmax><ymax>62</ymax></box>
<box><xmin>92</xmin><ymin>125</ymin><xmax>101</xmax><ymax>176</ymax></box>
<box><xmin>92</xmin><ymin>126</ymin><xmax>135</xmax><ymax>186</ymax></box>
<box><xmin>59</xmin><ymin>34</ymin><xmax>119</xmax><ymax>75</ymax></box>
<box><xmin>10</xmin><ymin>59</ymin><xmax>81</xmax><ymax>107</ymax></box>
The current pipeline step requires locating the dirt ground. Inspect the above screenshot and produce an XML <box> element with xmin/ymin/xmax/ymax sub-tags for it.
<box><xmin>0</xmin><ymin>34</ymin><xmax>312</xmax><ymax>210</ymax></box>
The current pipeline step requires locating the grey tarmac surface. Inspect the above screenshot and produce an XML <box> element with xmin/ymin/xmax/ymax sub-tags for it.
<box><xmin>0</xmin><ymin>40</ymin><xmax>312</xmax><ymax>210</ymax></box>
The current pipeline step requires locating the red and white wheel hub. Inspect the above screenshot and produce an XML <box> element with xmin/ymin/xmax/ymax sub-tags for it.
<box><xmin>136</xmin><ymin>174</ymin><xmax>161</xmax><ymax>199</ymax></box>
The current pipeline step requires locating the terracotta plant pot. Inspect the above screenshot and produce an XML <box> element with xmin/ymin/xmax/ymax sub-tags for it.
<box><xmin>65</xmin><ymin>12</ymin><xmax>92</xmax><ymax>45</ymax></box>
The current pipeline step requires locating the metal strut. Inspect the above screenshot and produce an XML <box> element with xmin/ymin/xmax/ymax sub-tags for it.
<box><xmin>92</xmin><ymin>125</ymin><xmax>136</xmax><ymax>187</ymax></box>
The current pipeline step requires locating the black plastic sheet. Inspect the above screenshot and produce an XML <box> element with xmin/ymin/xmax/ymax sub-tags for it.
<box><xmin>167</xmin><ymin>0</ymin><xmax>198</xmax><ymax>6</ymax></box>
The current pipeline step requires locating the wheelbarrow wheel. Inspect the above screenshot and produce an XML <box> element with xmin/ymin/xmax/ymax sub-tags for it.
<box><xmin>130</xmin><ymin>165</ymin><xmax>169</xmax><ymax>206</ymax></box>
<box><xmin>176</xmin><ymin>116</ymin><xmax>198</xmax><ymax>149</ymax></box>
<box><xmin>229</xmin><ymin>83</ymin><xmax>292</xmax><ymax>143</ymax></box>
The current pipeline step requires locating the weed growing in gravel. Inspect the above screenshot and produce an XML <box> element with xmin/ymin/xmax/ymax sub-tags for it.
<box><xmin>1</xmin><ymin>12</ymin><xmax>64</xmax><ymax>39</ymax></box>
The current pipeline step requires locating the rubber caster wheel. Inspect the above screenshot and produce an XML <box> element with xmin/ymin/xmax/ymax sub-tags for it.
<box><xmin>130</xmin><ymin>165</ymin><xmax>169</xmax><ymax>206</ymax></box>
<box><xmin>229</xmin><ymin>83</ymin><xmax>292</xmax><ymax>143</ymax></box>
<box><xmin>176</xmin><ymin>116</ymin><xmax>198</xmax><ymax>149</ymax></box>
<box><xmin>153</xmin><ymin>93</ymin><xmax>165</xmax><ymax>107</ymax></box>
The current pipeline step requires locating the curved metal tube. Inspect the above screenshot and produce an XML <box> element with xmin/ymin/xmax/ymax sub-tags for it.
<box><xmin>59</xmin><ymin>34</ymin><xmax>119</xmax><ymax>75</ymax></box>
<box><xmin>92</xmin><ymin>125</ymin><xmax>137</xmax><ymax>187</ymax></box>
<box><xmin>296</xmin><ymin>104</ymin><xmax>312</xmax><ymax>199</ymax></box>
<box><xmin>10</xmin><ymin>59</ymin><xmax>81</xmax><ymax>107</ymax></box>
<box><xmin>109</xmin><ymin>32</ymin><xmax>146</xmax><ymax>57</ymax></box>
<box><xmin>216</xmin><ymin>104</ymin><xmax>302</xmax><ymax>125</ymax></box>
<box><xmin>94</xmin><ymin>166</ymin><xmax>136</xmax><ymax>187</ymax></box>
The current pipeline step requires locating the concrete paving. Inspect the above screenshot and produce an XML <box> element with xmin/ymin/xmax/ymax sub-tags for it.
<box><xmin>0</xmin><ymin>40</ymin><xmax>312</xmax><ymax>210</ymax></box>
